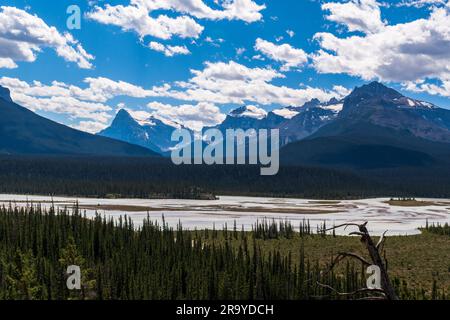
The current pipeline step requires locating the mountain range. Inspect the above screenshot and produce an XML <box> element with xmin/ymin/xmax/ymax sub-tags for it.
<box><xmin>97</xmin><ymin>81</ymin><xmax>450</xmax><ymax>169</ymax></box>
<box><xmin>98</xmin><ymin>96</ymin><xmax>345</xmax><ymax>154</ymax></box>
<box><xmin>1</xmin><ymin>81</ymin><xmax>450</xmax><ymax>171</ymax></box>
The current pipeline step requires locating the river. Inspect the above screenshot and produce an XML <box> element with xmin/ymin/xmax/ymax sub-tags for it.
<box><xmin>1</xmin><ymin>194</ymin><xmax>449</xmax><ymax>236</ymax></box>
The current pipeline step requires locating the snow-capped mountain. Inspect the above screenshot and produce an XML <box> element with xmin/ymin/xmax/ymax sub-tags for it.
<box><xmin>98</xmin><ymin>109</ymin><xmax>190</xmax><ymax>154</ymax></box>
<box><xmin>277</xmin><ymin>98</ymin><xmax>344</xmax><ymax>144</ymax></box>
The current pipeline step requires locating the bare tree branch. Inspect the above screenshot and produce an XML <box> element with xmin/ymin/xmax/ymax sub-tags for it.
<box><xmin>376</xmin><ymin>230</ymin><xmax>388</xmax><ymax>250</ymax></box>
<box><xmin>349</xmin><ymin>231</ymin><xmax>366</xmax><ymax>237</ymax></box>
<box><xmin>324</xmin><ymin>223</ymin><xmax>364</xmax><ymax>232</ymax></box>
<box><xmin>316</xmin><ymin>282</ymin><xmax>387</xmax><ymax>298</ymax></box>
<box><xmin>319</xmin><ymin>222</ymin><xmax>398</xmax><ymax>300</ymax></box>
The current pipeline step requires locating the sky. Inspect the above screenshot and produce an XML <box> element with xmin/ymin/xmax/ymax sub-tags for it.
<box><xmin>0</xmin><ymin>0</ymin><xmax>449</xmax><ymax>132</ymax></box>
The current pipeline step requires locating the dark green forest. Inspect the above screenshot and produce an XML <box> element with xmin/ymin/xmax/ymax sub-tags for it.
<box><xmin>0</xmin><ymin>205</ymin><xmax>446</xmax><ymax>300</ymax></box>
<box><xmin>1</xmin><ymin>156</ymin><xmax>450</xmax><ymax>199</ymax></box>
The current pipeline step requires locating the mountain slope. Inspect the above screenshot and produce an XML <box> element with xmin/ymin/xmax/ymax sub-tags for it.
<box><xmin>280</xmin><ymin>82</ymin><xmax>450</xmax><ymax>169</ymax></box>
<box><xmin>0</xmin><ymin>88</ymin><xmax>158</xmax><ymax>156</ymax></box>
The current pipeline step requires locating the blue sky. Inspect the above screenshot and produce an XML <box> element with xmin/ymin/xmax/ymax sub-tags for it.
<box><xmin>0</xmin><ymin>0</ymin><xmax>449</xmax><ymax>132</ymax></box>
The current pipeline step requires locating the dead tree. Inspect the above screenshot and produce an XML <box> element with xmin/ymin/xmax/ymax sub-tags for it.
<box><xmin>319</xmin><ymin>222</ymin><xmax>398</xmax><ymax>300</ymax></box>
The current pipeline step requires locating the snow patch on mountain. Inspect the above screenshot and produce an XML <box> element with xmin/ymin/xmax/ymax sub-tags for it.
<box><xmin>393</xmin><ymin>97</ymin><xmax>436</xmax><ymax>109</ymax></box>
<box><xmin>230</xmin><ymin>105</ymin><xmax>268</xmax><ymax>119</ymax></box>
<box><xmin>272</xmin><ymin>108</ymin><xmax>299</xmax><ymax>119</ymax></box>
<box><xmin>320</xmin><ymin>103</ymin><xmax>344</xmax><ymax>113</ymax></box>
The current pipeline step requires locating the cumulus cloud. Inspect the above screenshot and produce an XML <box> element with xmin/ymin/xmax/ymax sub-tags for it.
<box><xmin>0</xmin><ymin>76</ymin><xmax>170</xmax><ymax>104</ymax></box>
<box><xmin>0</xmin><ymin>77</ymin><xmax>112</xmax><ymax>129</ymax></box>
<box><xmin>254</xmin><ymin>38</ymin><xmax>309</xmax><ymax>71</ymax></box>
<box><xmin>87</xmin><ymin>4</ymin><xmax>204</xmax><ymax>40</ymax></box>
<box><xmin>0</xmin><ymin>57</ymin><xmax>17</xmax><ymax>69</ymax></box>
<box><xmin>403</xmin><ymin>79</ymin><xmax>450</xmax><ymax>97</ymax></box>
<box><xmin>312</xmin><ymin>2</ymin><xmax>450</xmax><ymax>94</ymax></box>
<box><xmin>147</xmin><ymin>101</ymin><xmax>226</xmax><ymax>130</ymax></box>
<box><xmin>0</xmin><ymin>76</ymin><xmax>172</xmax><ymax>132</ymax></box>
<box><xmin>167</xmin><ymin>61</ymin><xmax>349</xmax><ymax>106</ymax></box>
<box><xmin>395</xmin><ymin>0</ymin><xmax>447</xmax><ymax>8</ymax></box>
<box><xmin>136</xmin><ymin>0</ymin><xmax>265</xmax><ymax>22</ymax></box>
<box><xmin>72</xmin><ymin>121</ymin><xmax>109</xmax><ymax>133</ymax></box>
<box><xmin>149</xmin><ymin>41</ymin><xmax>190</xmax><ymax>56</ymax></box>
<box><xmin>322</xmin><ymin>0</ymin><xmax>385</xmax><ymax>33</ymax></box>
<box><xmin>0</xmin><ymin>59</ymin><xmax>350</xmax><ymax>132</ymax></box>
<box><xmin>87</xmin><ymin>0</ymin><xmax>265</xmax><ymax>41</ymax></box>
<box><xmin>0</xmin><ymin>6</ymin><xmax>94</xmax><ymax>69</ymax></box>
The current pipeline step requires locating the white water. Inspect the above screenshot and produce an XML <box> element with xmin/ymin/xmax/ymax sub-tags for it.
<box><xmin>1</xmin><ymin>194</ymin><xmax>449</xmax><ymax>236</ymax></box>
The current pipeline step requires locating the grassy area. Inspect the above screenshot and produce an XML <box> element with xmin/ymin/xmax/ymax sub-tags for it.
<box><xmin>210</xmin><ymin>232</ymin><xmax>450</xmax><ymax>293</ymax></box>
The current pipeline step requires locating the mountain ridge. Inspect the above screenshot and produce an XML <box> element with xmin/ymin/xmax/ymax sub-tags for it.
<box><xmin>0</xmin><ymin>88</ymin><xmax>159</xmax><ymax>157</ymax></box>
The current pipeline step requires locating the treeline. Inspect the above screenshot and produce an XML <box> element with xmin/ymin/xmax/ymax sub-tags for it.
<box><xmin>2</xmin><ymin>156</ymin><xmax>450</xmax><ymax>199</ymax></box>
<box><xmin>0</xmin><ymin>205</ymin><xmax>446</xmax><ymax>300</ymax></box>
<box><xmin>424</xmin><ymin>222</ymin><xmax>450</xmax><ymax>236</ymax></box>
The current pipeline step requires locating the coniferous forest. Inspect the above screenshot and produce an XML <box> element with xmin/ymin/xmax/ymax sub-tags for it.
<box><xmin>2</xmin><ymin>156</ymin><xmax>450</xmax><ymax>199</ymax></box>
<box><xmin>0</xmin><ymin>205</ymin><xmax>447</xmax><ymax>300</ymax></box>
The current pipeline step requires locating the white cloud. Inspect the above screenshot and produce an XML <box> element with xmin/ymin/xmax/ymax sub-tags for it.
<box><xmin>73</xmin><ymin>121</ymin><xmax>108</xmax><ymax>133</ymax></box>
<box><xmin>138</xmin><ymin>0</ymin><xmax>266</xmax><ymax>22</ymax></box>
<box><xmin>395</xmin><ymin>0</ymin><xmax>447</xmax><ymax>8</ymax></box>
<box><xmin>87</xmin><ymin>0</ymin><xmax>265</xmax><ymax>41</ymax></box>
<box><xmin>0</xmin><ymin>76</ymin><xmax>171</xmax><ymax>104</ymax></box>
<box><xmin>149</xmin><ymin>41</ymin><xmax>190</xmax><ymax>56</ymax></box>
<box><xmin>204</xmin><ymin>36</ymin><xmax>225</xmax><ymax>47</ymax></box>
<box><xmin>10</xmin><ymin>92</ymin><xmax>112</xmax><ymax>124</ymax></box>
<box><xmin>254</xmin><ymin>38</ymin><xmax>309</xmax><ymax>71</ymax></box>
<box><xmin>322</xmin><ymin>0</ymin><xmax>385</xmax><ymax>33</ymax></box>
<box><xmin>0</xmin><ymin>6</ymin><xmax>94</xmax><ymax>69</ymax></box>
<box><xmin>252</xmin><ymin>54</ymin><xmax>265</xmax><ymax>61</ymax></box>
<box><xmin>403</xmin><ymin>79</ymin><xmax>450</xmax><ymax>97</ymax></box>
<box><xmin>0</xmin><ymin>76</ymin><xmax>173</xmax><ymax>132</ymax></box>
<box><xmin>0</xmin><ymin>57</ymin><xmax>17</xmax><ymax>68</ymax></box>
<box><xmin>313</xmin><ymin>3</ymin><xmax>450</xmax><ymax>95</ymax></box>
<box><xmin>286</xmin><ymin>30</ymin><xmax>295</xmax><ymax>38</ymax></box>
<box><xmin>87</xmin><ymin>4</ymin><xmax>204</xmax><ymax>40</ymax></box>
<box><xmin>0</xmin><ymin>60</ymin><xmax>350</xmax><ymax>132</ymax></box>
<box><xmin>80</xmin><ymin>77</ymin><xmax>171</xmax><ymax>102</ymax></box>
<box><xmin>191</xmin><ymin>60</ymin><xmax>284</xmax><ymax>82</ymax></box>
<box><xmin>147</xmin><ymin>101</ymin><xmax>226</xmax><ymax>130</ymax></box>
<box><xmin>166</xmin><ymin>61</ymin><xmax>349</xmax><ymax>106</ymax></box>
<box><xmin>236</xmin><ymin>47</ymin><xmax>246</xmax><ymax>56</ymax></box>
